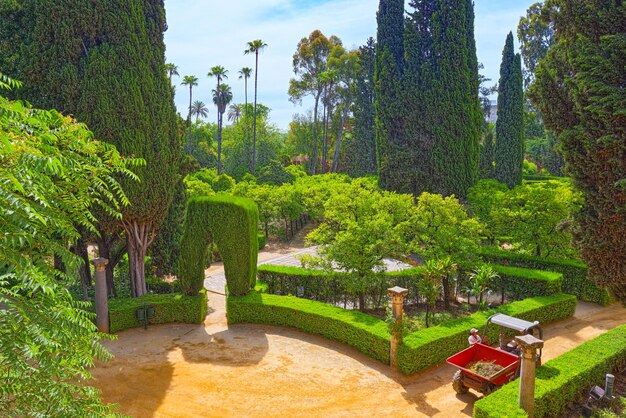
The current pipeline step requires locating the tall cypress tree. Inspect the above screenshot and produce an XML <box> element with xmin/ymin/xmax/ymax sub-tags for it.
<box><xmin>479</xmin><ymin>125</ymin><xmax>496</xmax><ymax>179</ymax></box>
<box><xmin>374</xmin><ymin>0</ymin><xmax>407</xmax><ymax>192</ymax></box>
<box><xmin>428</xmin><ymin>0</ymin><xmax>482</xmax><ymax>197</ymax></box>
<box><xmin>11</xmin><ymin>0</ymin><xmax>180</xmax><ymax>296</ymax></box>
<box><xmin>529</xmin><ymin>0</ymin><xmax>626</xmax><ymax>301</ymax></box>
<box><xmin>342</xmin><ymin>37</ymin><xmax>377</xmax><ymax>177</ymax></box>
<box><xmin>495</xmin><ymin>32</ymin><xmax>524</xmax><ymax>188</ymax></box>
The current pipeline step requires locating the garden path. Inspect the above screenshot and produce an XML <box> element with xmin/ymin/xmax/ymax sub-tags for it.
<box><xmin>92</xmin><ymin>239</ymin><xmax>626</xmax><ymax>417</ymax></box>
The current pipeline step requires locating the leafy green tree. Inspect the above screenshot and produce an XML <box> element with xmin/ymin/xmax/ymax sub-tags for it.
<box><xmin>495</xmin><ymin>32</ymin><xmax>525</xmax><ymax>188</ymax></box>
<box><xmin>244</xmin><ymin>39</ymin><xmax>268</xmax><ymax>174</ymax></box>
<box><xmin>467</xmin><ymin>264</ymin><xmax>499</xmax><ymax>307</ymax></box>
<box><xmin>479</xmin><ymin>124</ymin><xmax>496</xmax><ymax>179</ymax></box>
<box><xmin>0</xmin><ymin>79</ymin><xmax>136</xmax><ymax>416</ymax></box>
<box><xmin>491</xmin><ymin>181</ymin><xmax>581</xmax><ymax>258</ymax></box>
<box><xmin>257</xmin><ymin>160</ymin><xmax>294</xmax><ymax>186</ymax></box>
<box><xmin>418</xmin><ymin>260</ymin><xmax>444</xmax><ymax>327</ymax></box>
<box><xmin>528</xmin><ymin>1</ymin><xmax>626</xmax><ymax>299</ymax></box>
<box><xmin>341</xmin><ymin>37</ymin><xmax>377</xmax><ymax>177</ymax></box>
<box><xmin>212</xmin><ymin>83</ymin><xmax>233</xmax><ymax>174</ymax></box>
<box><xmin>517</xmin><ymin>2</ymin><xmax>554</xmax><ymax>88</ymax></box>
<box><xmin>467</xmin><ymin>179</ymin><xmax>508</xmax><ymax>240</ymax></box>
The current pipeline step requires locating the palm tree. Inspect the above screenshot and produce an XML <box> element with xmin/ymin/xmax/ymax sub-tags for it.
<box><xmin>181</xmin><ymin>75</ymin><xmax>198</xmax><ymax>126</ymax></box>
<box><xmin>239</xmin><ymin>67</ymin><xmax>253</xmax><ymax>169</ymax></box>
<box><xmin>244</xmin><ymin>39</ymin><xmax>267</xmax><ymax>174</ymax></box>
<box><xmin>213</xmin><ymin>83</ymin><xmax>233</xmax><ymax>174</ymax></box>
<box><xmin>227</xmin><ymin>104</ymin><xmax>243</xmax><ymax>124</ymax></box>
<box><xmin>191</xmin><ymin>100</ymin><xmax>209</xmax><ymax>122</ymax></box>
<box><xmin>165</xmin><ymin>63</ymin><xmax>179</xmax><ymax>84</ymax></box>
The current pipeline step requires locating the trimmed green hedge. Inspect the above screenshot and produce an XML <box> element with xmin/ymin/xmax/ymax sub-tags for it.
<box><xmin>474</xmin><ymin>324</ymin><xmax>626</xmax><ymax>418</ymax></box>
<box><xmin>179</xmin><ymin>195</ymin><xmax>259</xmax><ymax>296</ymax></box>
<box><xmin>146</xmin><ymin>277</ymin><xmax>180</xmax><ymax>294</ymax></box>
<box><xmin>257</xmin><ymin>264</ymin><xmax>425</xmax><ymax>309</ymax></box>
<box><xmin>396</xmin><ymin>293</ymin><xmax>577</xmax><ymax>375</ymax></box>
<box><xmin>492</xmin><ymin>265</ymin><xmax>563</xmax><ymax>300</ymax></box>
<box><xmin>109</xmin><ymin>290</ymin><xmax>208</xmax><ymax>333</ymax></box>
<box><xmin>227</xmin><ymin>290</ymin><xmax>391</xmax><ymax>363</ymax></box>
<box><xmin>481</xmin><ymin>247</ymin><xmax>611</xmax><ymax>305</ymax></box>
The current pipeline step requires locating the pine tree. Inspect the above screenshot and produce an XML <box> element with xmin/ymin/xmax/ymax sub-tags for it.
<box><xmin>479</xmin><ymin>124</ymin><xmax>496</xmax><ymax>179</ymax></box>
<box><xmin>342</xmin><ymin>37</ymin><xmax>377</xmax><ymax>177</ymax></box>
<box><xmin>529</xmin><ymin>0</ymin><xmax>626</xmax><ymax>301</ymax></box>
<box><xmin>374</xmin><ymin>0</ymin><xmax>407</xmax><ymax>192</ymax></box>
<box><xmin>10</xmin><ymin>0</ymin><xmax>180</xmax><ymax>296</ymax></box>
<box><xmin>495</xmin><ymin>32</ymin><xmax>524</xmax><ymax>188</ymax></box>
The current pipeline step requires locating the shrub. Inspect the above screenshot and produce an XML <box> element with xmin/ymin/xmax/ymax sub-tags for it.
<box><xmin>491</xmin><ymin>265</ymin><xmax>562</xmax><ymax>300</ymax></box>
<box><xmin>108</xmin><ymin>290</ymin><xmax>208</xmax><ymax>333</ymax></box>
<box><xmin>179</xmin><ymin>195</ymin><xmax>259</xmax><ymax>296</ymax></box>
<box><xmin>226</xmin><ymin>291</ymin><xmax>390</xmax><ymax>363</ymax></box>
<box><xmin>257</xmin><ymin>233</ymin><xmax>266</xmax><ymax>250</ymax></box>
<box><xmin>480</xmin><ymin>247</ymin><xmax>612</xmax><ymax>305</ymax></box>
<box><xmin>396</xmin><ymin>293</ymin><xmax>577</xmax><ymax>375</ymax></box>
<box><xmin>474</xmin><ymin>324</ymin><xmax>626</xmax><ymax>418</ymax></box>
<box><xmin>257</xmin><ymin>265</ymin><xmax>425</xmax><ymax>309</ymax></box>
<box><xmin>146</xmin><ymin>277</ymin><xmax>180</xmax><ymax>294</ymax></box>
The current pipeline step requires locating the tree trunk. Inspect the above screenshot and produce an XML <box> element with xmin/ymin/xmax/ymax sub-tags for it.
<box><xmin>358</xmin><ymin>292</ymin><xmax>365</xmax><ymax>312</ymax></box>
<box><xmin>124</xmin><ymin>220</ymin><xmax>153</xmax><ymax>297</ymax></box>
<box><xmin>71</xmin><ymin>237</ymin><xmax>92</xmax><ymax>300</ymax></box>
<box><xmin>95</xmin><ymin>230</ymin><xmax>126</xmax><ymax>298</ymax></box>
<box><xmin>310</xmin><ymin>91</ymin><xmax>321</xmax><ymax>175</ymax></box>
<box><xmin>252</xmin><ymin>52</ymin><xmax>259</xmax><ymax>174</ymax></box>
<box><xmin>217</xmin><ymin>111</ymin><xmax>222</xmax><ymax>174</ymax></box>
<box><xmin>443</xmin><ymin>276</ymin><xmax>451</xmax><ymax>309</ymax></box>
<box><xmin>425</xmin><ymin>305</ymin><xmax>430</xmax><ymax>328</ymax></box>
<box><xmin>331</xmin><ymin>106</ymin><xmax>348</xmax><ymax>172</ymax></box>
<box><xmin>321</xmin><ymin>87</ymin><xmax>328</xmax><ymax>174</ymax></box>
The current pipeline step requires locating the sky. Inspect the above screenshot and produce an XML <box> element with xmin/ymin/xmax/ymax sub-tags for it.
<box><xmin>163</xmin><ymin>0</ymin><xmax>533</xmax><ymax>131</ymax></box>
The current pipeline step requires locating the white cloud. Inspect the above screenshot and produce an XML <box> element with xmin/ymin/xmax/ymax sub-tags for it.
<box><xmin>164</xmin><ymin>0</ymin><xmax>532</xmax><ymax>131</ymax></box>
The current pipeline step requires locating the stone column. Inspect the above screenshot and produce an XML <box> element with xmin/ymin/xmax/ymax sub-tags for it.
<box><xmin>91</xmin><ymin>257</ymin><xmax>110</xmax><ymax>334</ymax></box>
<box><xmin>516</xmin><ymin>334</ymin><xmax>544</xmax><ymax>418</ymax></box>
<box><xmin>387</xmin><ymin>286</ymin><xmax>408</xmax><ymax>369</ymax></box>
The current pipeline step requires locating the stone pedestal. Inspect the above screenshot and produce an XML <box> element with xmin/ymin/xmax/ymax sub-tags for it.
<box><xmin>516</xmin><ymin>334</ymin><xmax>544</xmax><ymax>418</ymax></box>
<box><xmin>91</xmin><ymin>258</ymin><xmax>110</xmax><ymax>334</ymax></box>
<box><xmin>388</xmin><ymin>286</ymin><xmax>408</xmax><ymax>369</ymax></box>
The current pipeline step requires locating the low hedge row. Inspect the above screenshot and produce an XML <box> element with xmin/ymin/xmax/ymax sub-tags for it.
<box><xmin>492</xmin><ymin>265</ymin><xmax>563</xmax><ymax>300</ymax></box>
<box><xmin>257</xmin><ymin>264</ymin><xmax>425</xmax><ymax>309</ymax></box>
<box><xmin>480</xmin><ymin>247</ymin><xmax>611</xmax><ymax>305</ymax></box>
<box><xmin>396</xmin><ymin>293</ymin><xmax>577</xmax><ymax>375</ymax></box>
<box><xmin>108</xmin><ymin>290</ymin><xmax>208</xmax><ymax>333</ymax></box>
<box><xmin>226</xmin><ymin>290</ymin><xmax>391</xmax><ymax>363</ymax></box>
<box><xmin>474</xmin><ymin>323</ymin><xmax>626</xmax><ymax>418</ymax></box>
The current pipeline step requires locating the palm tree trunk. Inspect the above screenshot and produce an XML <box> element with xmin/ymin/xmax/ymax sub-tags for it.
<box><xmin>217</xmin><ymin>111</ymin><xmax>222</xmax><ymax>174</ymax></box>
<box><xmin>252</xmin><ymin>52</ymin><xmax>259</xmax><ymax>174</ymax></box>
<box><xmin>244</xmin><ymin>77</ymin><xmax>251</xmax><ymax>172</ymax></box>
<box><xmin>188</xmin><ymin>85</ymin><xmax>192</xmax><ymax>125</ymax></box>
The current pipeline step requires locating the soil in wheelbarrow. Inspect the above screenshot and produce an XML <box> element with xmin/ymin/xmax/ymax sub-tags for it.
<box><xmin>466</xmin><ymin>360</ymin><xmax>504</xmax><ymax>378</ymax></box>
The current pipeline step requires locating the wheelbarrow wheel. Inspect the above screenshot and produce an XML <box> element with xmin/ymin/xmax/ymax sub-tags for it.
<box><xmin>481</xmin><ymin>383</ymin><xmax>497</xmax><ymax>396</ymax></box>
<box><xmin>452</xmin><ymin>371</ymin><xmax>469</xmax><ymax>394</ymax></box>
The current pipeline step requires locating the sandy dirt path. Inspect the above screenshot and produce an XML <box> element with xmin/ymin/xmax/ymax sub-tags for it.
<box><xmin>92</xmin><ymin>248</ymin><xmax>626</xmax><ymax>417</ymax></box>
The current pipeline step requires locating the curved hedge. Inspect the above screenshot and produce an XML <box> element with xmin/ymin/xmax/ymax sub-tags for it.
<box><xmin>257</xmin><ymin>265</ymin><xmax>425</xmax><ymax>308</ymax></box>
<box><xmin>492</xmin><ymin>265</ymin><xmax>563</xmax><ymax>300</ymax></box>
<box><xmin>108</xmin><ymin>290</ymin><xmax>208</xmax><ymax>333</ymax></box>
<box><xmin>481</xmin><ymin>247</ymin><xmax>611</xmax><ymax>305</ymax></box>
<box><xmin>396</xmin><ymin>293</ymin><xmax>577</xmax><ymax>375</ymax></box>
<box><xmin>226</xmin><ymin>290</ymin><xmax>391</xmax><ymax>363</ymax></box>
<box><xmin>179</xmin><ymin>195</ymin><xmax>259</xmax><ymax>296</ymax></box>
<box><xmin>474</xmin><ymin>323</ymin><xmax>626</xmax><ymax>418</ymax></box>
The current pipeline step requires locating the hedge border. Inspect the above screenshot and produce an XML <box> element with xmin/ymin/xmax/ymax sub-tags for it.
<box><xmin>108</xmin><ymin>289</ymin><xmax>208</xmax><ymax>333</ymax></box>
<box><xmin>226</xmin><ymin>290</ymin><xmax>391</xmax><ymax>363</ymax></box>
<box><xmin>492</xmin><ymin>264</ymin><xmax>563</xmax><ymax>300</ymax></box>
<box><xmin>396</xmin><ymin>293</ymin><xmax>577</xmax><ymax>375</ymax></box>
<box><xmin>474</xmin><ymin>324</ymin><xmax>626</xmax><ymax>418</ymax></box>
<box><xmin>481</xmin><ymin>247</ymin><xmax>611</xmax><ymax>306</ymax></box>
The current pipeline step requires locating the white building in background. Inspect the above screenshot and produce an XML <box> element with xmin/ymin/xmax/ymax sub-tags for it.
<box><xmin>486</xmin><ymin>99</ymin><xmax>498</xmax><ymax>124</ymax></box>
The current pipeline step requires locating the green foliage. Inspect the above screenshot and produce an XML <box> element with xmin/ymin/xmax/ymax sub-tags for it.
<box><xmin>257</xmin><ymin>159</ymin><xmax>294</xmax><ymax>185</ymax></box>
<box><xmin>226</xmin><ymin>291</ymin><xmax>391</xmax><ymax>363</ymax></box>
<box><xmin>257</xmin><ymin>233</ymin><xmax>266</xmax><ymax>250</ymax></box>
<box><xmin>467</xmin><ymin>179</ymin><xmax>508</xmax><ymax>238</ymax></box>
<box><xmin>529</xmin><ymin>1</ymin><xmax>626</xmax><ymax>301</ymax></box>
<box><xmin>522</xmin><ymin>159</ymin><xmax>538</xmax><ymax>176</ymax></box>
<box><xmin>480</xmin><ymin>247</ymin><xmax>612</xmax><ymax>306</ymax></box>
<box><xmin>257</xmin><ymin>264</ymin><xmax>425</xmax><ymax>309</ymax></box>
<box><xmin>495</xmin><ymin>32</ymin><xmax>525</xmax><ymax>188</ymax></box>
<box><xmin>467</xmin><ymin>263</ymin><xmax>500</xmax><ymax>306</ymax></box>
<box><xmin>108</xmin><ymin>290</ymin><xmax>207</xmax><ymax>333</ymax></box>
<box><xmin>491</xmin><ymin>264</ymin><xmax>562</xmax><ymax>300</ymax></box>
<box><xmin>179</xmin><ymin>195</ymin><xmax>259</xmax><ymax>296</ymax></box>
<box><xmin>396</xmin><ymin>293</ymin><xmax>577</xmax><ymax>375</ymax></box>
<box><xmin>474</xmin><ymin>324</ymin><xmax>626</xmax><ymax>418</ymax></box>
<box><xmin>479</xmin><ymin>124</ymin><xmax>496</xmax><ymax>179</ymax></box>
<box><xmin>146</xmin><ymin>277</ymin><xmax>180</xmax><ymax>294</ymax></box>
<box><xmin>0</xmin><ymin>86</ymin><xmax>137</xmax><ymax>415</ymax></box>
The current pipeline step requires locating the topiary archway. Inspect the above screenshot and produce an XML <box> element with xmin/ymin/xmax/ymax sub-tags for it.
<box><xmin>178</xmin><ymin>195</ymin><xmax>259</xmax><ymax>296</ymax></box>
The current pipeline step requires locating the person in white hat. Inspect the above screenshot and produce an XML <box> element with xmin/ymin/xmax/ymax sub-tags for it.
<box><xmin>468</xmin><ymin>328</ymin><xmax>482</xmax><ymax>345</ymax></box>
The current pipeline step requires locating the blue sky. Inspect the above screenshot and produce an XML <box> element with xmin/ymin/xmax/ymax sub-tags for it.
<box><xmin>163</xmin><ymin>0</ymin><xmax>533</xmax><ymax>131</ymax></box>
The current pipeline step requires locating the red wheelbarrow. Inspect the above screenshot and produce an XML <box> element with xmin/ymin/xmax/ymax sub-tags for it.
<box><xmin>446</xmin><ymin>343</ymin><xmax>520</xmax><ymax>395</ymax></box>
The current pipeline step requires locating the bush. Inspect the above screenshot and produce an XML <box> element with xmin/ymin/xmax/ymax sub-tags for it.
<box><xmin>491</xmin><ymin>265</ymin><xmax>562</xmax><ymax>300</ymax></box>
<box><xmin>146</xmin><ymin>277</ymin><xmax>180</xmax><ymax>294</ymax></box>
<box><xmin>108</xmin><ymin>290</ymin><xmax>208</xmax><ymax>333</ymax></box>
<box><xmin>474</xmin><ymin>324</ymin><xmax>626</xmax><ymax>418</ymax></box>
<box><xmin>179</xmin><ymin>195</ymin><xmax>259</xmax><ymax>296</ymax></box>
<box><xmin>257</xmin><ymin>265</ymin><xmax>425</xmax><ymax>309</ymax></box>
<box><xmin>396</xmin><ymin>293</ymin><xmax>577</xmax><ymax>375</ymax></box>
<box><xmin>257</xmin><ymin>233</ymin><xmax>266</xmax><ymax>250</ymax></box>
<box><xmin>481</xmin><ymin>247</ymin><xmax>612</xmax><ymax>305</ymax></box>
<box><xmin>226</xmin><ymin>291</ymin><xmax>390</xmax><ymax>363</ymax></box>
